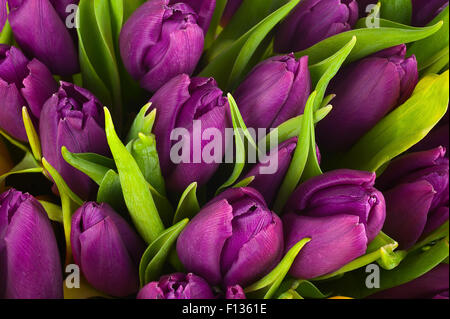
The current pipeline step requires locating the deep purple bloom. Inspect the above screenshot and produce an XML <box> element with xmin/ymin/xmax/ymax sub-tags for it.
<box><xmin>220</xmin><ymin>0</ymin><xmax>243</xmax><ymax>26</ymax></box>
<box><xmin>283</xmin><ymin>169</ymin><xmax>386</xmax><ymax>279</ymax></box>
<box><xmin>0</xmin><ymin>45</ymin><xmax>57</xmax><ymax>141</ymax></box>
<box><xmin>234</xmin><ymin>54</ymin><xmax>310</xmax><ymax>131</ymax></box>
<box><xmin>412</xmin><ymin>0</ymin><xmax>449</xmax><ymax>26</ymax></box>
<box><xmin>226</xmin><ymin>285</ymin><xmax>246</xmax><ymax>299</ymax></box>
<box><xmin>137</xmin><ymin>273</ymin><xmax>215</xmax><ymax>299</ymax></box>
<box><xmin>71</xmin><ymin>202</ymin><xmax>146</xmax><ymax>297</ymax></box>
<box><xmin>7</xmin><ymin>0</ymin><xmax>79</xmax><ymax>76</ymax></box>
<box><xmin>120</xmin><ymin>0</ymin><xmax>204</xmax><ymax>92</ymax></box>
<box><xmin>177</xmin><ymin>187</ymin><xmax>284</xmax><ymax>287</ymax></box>
<box><xmin>317</xmin><ymin>45</ymin><xmax>418</xmax><ymax>153</ymax></box>
<box><xmin>370</xmin><ymin>264</ymin><xmax>449</xmax><ymax>299</ymax></box>
<box><xmin>274</xmin><ymin>0</ymin><xmax>359</xmax><ymax>53</ymax></box>
<box><xmin>149</xmin><ymin>74</ymin><xmax>228</xmax><ymax>192</ymax></box>
<box><xmin>0</xmin><ymin>189</ymin><xmax>63</xmax><ymax>299</ymax></box>
<box><xmin>377</xmin><ymin>147</ymin><xmax>449</xmax><ymax>250</ymax></box>
<box><xmin>39</xmin><ymin>82</ymin><xmax>109</xmax><ymax>200</ymax></box>
<box><xmin>170</xmin><ymin>0</ymin><xmax>215</xmax><ymax>33</ymax></box>
<box><xmin>0</xmin><ymin>0</ymin><xmax>6</xmax><ymax>33</ymax></box>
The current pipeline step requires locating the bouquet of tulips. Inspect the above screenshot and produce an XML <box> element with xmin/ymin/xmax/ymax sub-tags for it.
<box><xmin>0</xmin><ymin>0</ymin><xmax>448</xmax><ymax>300</ymax></box>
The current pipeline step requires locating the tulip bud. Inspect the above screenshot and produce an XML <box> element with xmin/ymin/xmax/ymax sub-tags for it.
<box><xmin>71</xmin><ymin>202</ymin><xmax>146</xmax><ymax>297</ymax></box>
<box><xmin>317</xmin><ymin>45</ymin><xmax>418</xmax><ymax>153</ymax></box>
<box><xmin>377</xmin><ymin>147</ymin><xmax>449</xmax><ymax>249</ymax></box>
<box><xmin>226</xmin><ymin>285</ymin><xmax>246</xmax><ymax>299</ymax></box>
<box><xmin>120</xmin><ymin>0</ymin><xmax>204</xmax><ymax>92</ymax></box>
<box><xmin>234</xmin><ymin>54</ymin><xmax>310</xmax><ymax>131</ymax></box>
<box><xmin>39</xmin><ymin>82</ymin><xmax>110</xmax><ymax>200</ymax></box>
<box><xmin>0</xmin><ymin>45</ymin><xmax>57</xmax><ymax>141</ymax></box>
<box><xmin>149</xmin><ymin>74</ymin><xmax>228</xmax><ymax>192</ymax></box>
<box><xmin>177</xmin><ymin>187</ymin><xmax>283</xmax><ymax>287</ymax></box>
<box><xmin>283</xmin><ymin>169</ymin><xmax>386</xmax><ymax>279</ymax></box>
<box><xmin>370</xmin><ymin>264</ymin><xmax>449</xmax><ymax>299</ymax></box>
<box><xmin>7</xmin><ymin>0</ymin><xmax>79</xmax><ymax>76</ymax></box>
<box><xmin>171</xmin><ymin>0</ymin><xmax>216</xmax><ymax>33</ymax></box>
<box><xmin>137</xmin><ymin>273</ymin><xmax>215</xmax><ymax>299</ymax></box>
<box><xmin>274</xmin><ymin>0</ymin><xmax>359</xmax><ymax>53</ymax></box>
<box><xmin>0</xmin><ymin>189</ymin><xmax>63</xmax><ymax>299</ymax></box>
<box><xmin>220</xmin><ymin>0</ymin><xmax>243</xmax><ymax>26</ymax></box>
<box><xmin>412</xmin><ymin>0</ymin><xmax>449</xmax><ymax>26</ymax></box>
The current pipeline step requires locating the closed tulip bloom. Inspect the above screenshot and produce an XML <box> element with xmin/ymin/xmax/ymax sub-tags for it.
<box><xmin>0</xmin><ymin>189</ymin><xmax>63</xmax><ymax>299</ymax></box>
<box><xmin>177</xmin><ymin>187</ymin><xmax>283</xmax><ymax>287</ymax></box>
<box><xmin>317</xmin><ymin>45</ymin><xmax>418</xmax><ymax>153</ymax></box>
<box><xmin>171</xmin><ymin>0</ymin><xmax>216</xmax><ymax>33</ymax></box>
<box><xmin>377</xmin><ymin>147</ymin><xmax>449</xmax><ymax>250</ymax></box>
<box><xmin>120</xmin><ymin>0</ymin><xmax>204</xmax><ymax>92</ymax></box>
<box><xmin>234</xmin><ymin>54</ymin><xmax>310</xmax><ymax>131</ymax></box>
<box><xmin>150</xmin><ymin>74</ymin><xmax>228</xmax><ymax>192</ymax></box>
<box><xmin>283</xmin><ymin>169</ymin><xmax>386</xmax><ymax>279</ymax></box>
<box><xmin>370</xmin><ymin>264</ymin><xmax>449</xmax><ymax>299</ymax></box>
<box><xmin>71</xmin><ymin>202</ymin><xmax>146</xmax><ymax>297</ymax></box>
<box><xmin>226</xmin><ymin>285</ymin><xmax>246</xmax><ymax>299</ymax></box>
<box><xmin>412</xmin><ymin>0</ymin><xmax>449</xmax><ymax>26</ymax></box>
<box><xmin>274</xmin><ymin>0</ymin><xmax>359</xmax><ymax>53</ymax></box>
<box><xmin>137</xmin><ymin>273</ymin><xmax>215</xmax><ymax>299</ymax></box>
<box><xmin>39</xmin><ymin>82</ymin><xmax>109</xmax><ymax>200</ymax></box>
<box><xmin>0</xmin><ymin>45</ymin><xmax>57</xmax><ymax>141</ymax></box>
<box><xmin>7</xmin><ymin>0</ymin><xmax>79</xmax><ymax>76</ymax></box>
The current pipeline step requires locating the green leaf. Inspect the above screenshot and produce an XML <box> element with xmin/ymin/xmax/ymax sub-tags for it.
<box><xmin>233</xmin><ymin>176</ymin><xmax>255</xmax><ymax>188</ymax></box>
<box><xmin>379</xmin><ymin>0</ymin><xmax>412</xmax><ymax>25</ymax></box>
<box><xmin>410</xmin><ymin>221</ymin><xmax>449</xmax><ymax>254</ymax></box>
<box><xmin>0</xmin><ymin>128</ymin><xmax>30</xmax><ymax>154</ymax></box>
<box><xmin>104</xmin><ymin>107</ymin><xmax>164</xmax><ymax>243</ymax></box>
<box><xmin>126</xmin><ymin>104</ymin><xmax>156</xmax><ymax>143</ymax></box>
<box><xmin>0</xmin><ymin>152</ymin><xmax>42</xmax><ymax>184</ymax></box>
<box><xmin>245</xmin><ymin>238</ymin><xmax>311</xmax><ymax>299</ymax></box>
<box><xmin>273</xmin><ymin>92</ymin><xmax>316</xmax><ymax>213</ymax></box>
<box><xmin>408</xmin><ymin>6</ymin><xmax>449</xmax><ymax>71</ymax></box>
<box><xmin>200</xmin><ymin>0</ymin><xmax>301</xmax><ymax>90</ymax></box>
<box><xmin>42</xmin><ymin>158</ymin><xmax>82</xmax><ymax>264</ymax></box>
<box><xmin>127</xmin><ymin>133</ymin><xmax>166</xmax><ymax>196</ymax></box>
<box><xmin>215</xmin><ymin>94</ymin><xmax>252</xmax><ymax>194</ymax></box>
<box><xmin>97</xmin><ymin>169</ymin><xmax>127</xmax><ymax>213</ymax></box>
<box><xmin>62</xmin><ymin>147</ymin><xmax>115</xmax><ymax>185</ymax></box>
<box><xmin>173</xmin><ymin>182</ymin><xmax>200</xmax><ymax>225</ymax></box>
<box><xmin>206</xmin><ymin>0</ymin><xmax>288</xmax><ymax>60</ymax></box>
<box><xmin>339</xmin><ymin>71</ymin><xmax>449</xmax><ymax>172</ymax></box>
<box><xmin>139</xmin><ymin>219</ymin><xmax>189</xmax><ymax>286</ymax></box>
<box><xmin>39</xmin><ymin>201</ymin><xmax>63</xmax><ymax>223</ymax></box>
<box><xmin>296</xmin><ymin>19</ymin><xmax>443</xmax><ymax>65</ymax></box>
<box><xmin>204</xmin><ymin>0</ymin><xmax>227</xmax><ymax>49</ymax></box>
<box><xmin>21</xmin><ymin>107</ymin><xmax>41</xmax><ymax>161</ymax></box>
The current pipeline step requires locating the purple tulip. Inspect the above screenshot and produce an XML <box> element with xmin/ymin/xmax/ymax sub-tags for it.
<box><xmin>177</xmin><ymin>187</ymin><xmax>284</xmax><ymax>287</ymax></box>
<box><xmin>317</xmin><ymin>45</ymin><xmax>418</xmax><ymax>153</ymax></box>
<box><xmin>377</xmin><ymin>147</ymin><xmax>449</xmax><ymax>250</ymax></box>
<box><xmin>234</xmin><ymin>54</ymin><xmax>310</xmax><ymax>131</ymax></box>
<box><xmin>120</xmin><ymin>0</ymin><xmax>204</xmax><ymax>92</ymax></box>
<box><xmin>48</xmin><ymin>0</ymin><xmax>79</xmax><ymax>23</ymax></box>
<box><xmin>7</xmin><ymin>0</ymin><xmax>79</xmax><ymax>76</ymax></box>
<box><xmin>149</xmin><ymin>74</ymin><xmax>228</xmax><ymax>192</ymax></box>
<box><xmin>370</xmin><ymin>264</ymin><xmax>449</xmax><ymax>299</ymax></box>
<box><xmin>71</xmin><ymin>202</ymin><xmax>146</xmax><ymax>297</ymax></box>
<box><xmin>220</xmin><ymin>0</ymin><xmax>243</xmax><ymax>26</ymax></box>
<box><xmin>137</xmin><ymin>273</ymin><xmax>215</xmax><ymax>299</ymax></box>
<box><xmin>274</xmin><ymin>0</ymin><xmax>359</xmax><ymax>53</ymax></box>
<box><xmin>170</xmin><ymin>0</ymin><xmax>216</xmax><ymax>33</ymax></box>
<box><xmin>0</xmin><ymin>189</ymin><xmax>63</xmax><ymax>299</ymax></box>
<box><xmin>0</xmin><ymin>0</ymin><xmax>6</xmax><ymax>33</ymax></box>
<box><xmin>283</xmin><ymin>169</ymin><xmax>386</xmax><ymax>279</ymax></box>
<box><xmin>412</xmin><ymin>0</ymin><xmax>449</xmax><ymax>26</ymax></box>
<box><xmin>226</xmin><ymin>285</ymin><xmax>246</xmax><ymax>299</ymax></box>
<box><xmin>0</xmin><ymin>45</ymin><xmax>57</xmax><ymax>141</ymax></box>
<box><xmin>39</xmin><ymin>82</ymin><xmax>110</xmax><ymax>200</ymax></box>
